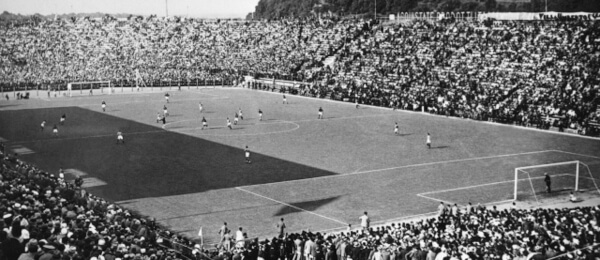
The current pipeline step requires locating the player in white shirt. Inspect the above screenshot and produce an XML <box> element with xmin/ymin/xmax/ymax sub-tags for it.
<box><xmin>426</xmin><ymin>133</ymin><xmax>431</xmax><ymax>149</ymax></box>
<box><xmin>101</xmin><ymin>101</ymin><xmax>106</xmax><ymax>112</ymax></box>
<box><xmin>156</xmin><ymin>113</ymin><xmax>162</xmax><ymax>123</ymax></box>
<box><xmin>117</xmin><ymin>131</ymin><xmax>124</xmax><ymax>144</ymax></box>
<box><xmin>165</xmin><ymin>93</ymin><xmax>170</xmax><ymax>103</ymax></box>
<box><xmin>60</xmin><ymin>114</ymin><xmax>66</xmax><ymax>125</ymax></box>
<box><xmin>318</xmin><ymin>107</ymin><xmax>323</xmax><ymax>119</ymax></box>
<box><xmin>258</xmin><ymin>109</ymin><xmax>263</xmax><ymax>121</ymax></box>
<box><xmin>227</xmin><ymin>117</ymin><xmax>232</xmax><ymax>130</ymax></box>
<box><xmin>199</xmin><ymin>102</ymin><xmax>203</xmax><ymax>113</ymax></box>
<box><xmin>163</xmin><ymin>105</ymin><xmax>169</xmax><ymax>117</ymax></box>
<box><xmin>239</xmin><ymin>108</ymin><xmax>244</xmax><ymax>120</ymax></box>
<box><xmin>40</xmin><ymin>120</ymin><xmax>46</xmax><ymax>132</ymax></box>
<box><xmin>283</xmin><ymin>94</ymin><xmax>287</xmax><ymax>104</ymax></box>
<box><xmin>359</xmin><ymin>211</ymin><xmax>370</xmax><ymax>230</ymax></box>
<box><xmin>394</xmin><ymin>123</ymin><xmax>399</xmax><ymax>135</ymax></box>
<box><xmin>245</xmin><ymin>146</ymin><xmax>251</xmax><ymax>164</ymax></box>
<box><xmin>52</xmin><ymin>125</ymin><xmax>59</xmax><ymax>136</ymax></box>
<box><xmin>234</xmin><ymin>113</ymin><xmax>239</xmax><ymax>125</ymax></box>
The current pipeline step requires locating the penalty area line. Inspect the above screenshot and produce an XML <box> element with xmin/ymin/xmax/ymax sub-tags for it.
<box><xmin>238</xmin><ymin>150</ymin><xmax>556</xmax><ymax>189</ymax></box>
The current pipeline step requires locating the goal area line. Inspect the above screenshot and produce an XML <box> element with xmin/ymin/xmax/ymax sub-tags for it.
<box><xmin>417</xmin><ymin>173</ymin><xmax>600</xmax><ymax>205</ymax></box>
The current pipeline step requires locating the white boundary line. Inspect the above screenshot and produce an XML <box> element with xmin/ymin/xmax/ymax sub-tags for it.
<box><xmin>78</xmin><ymin>96</ymin><xmax>228</xmax><ymax>108</ymax></box>
<box><xmin>231</xmin><ymin>88</ymin><xmax>600</xmax><ymax>141</ymax></box>
<box><xmin>418</xmin><ymin>173</ymin><xmax>573</xmax><ymax>196</ymax></box>
<box><xmin>238</xmin><ymin>150</ymin><xmax>556</xmax><ymax>188</ymax></box>
<box><xmin>416</xmin><ymin>194</ymin><xmax>454</xmax><ymax>204</ymax></box>
<box><xmin>235</xmin><ymin>187</ymin><xmax>346</xmax><ymax>225</ymax></box>
<box><xmin>552</xmin><ymin>150</ymin><xmax>600</xmax><ymax>160</ymax></box>
<box><xmin>416</xmin><ymin>172</ymin><xmax>600</xmax><ymax>205</ymax></box>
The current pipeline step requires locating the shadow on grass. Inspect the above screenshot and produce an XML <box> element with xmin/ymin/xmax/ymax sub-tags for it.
<box><xmin>274</xmin><ymin>196</ymin><xmax>341</xmax><ymax>217</ymax></box>
<box><xmin>0</xmin><ymin>107</ymin><xmax>338</xmax><ymax>201</ymax></box>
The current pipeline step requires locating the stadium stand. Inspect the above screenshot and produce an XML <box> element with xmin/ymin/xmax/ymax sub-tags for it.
<box><xmin>1</xmin><ymin>14</ymin><xmax>600</xmax><ymax>260</ymax></box>
<box><xmin>1</xmin><ymin>17</ymin><xmax>598</xmax><ymax>135</ymax></box>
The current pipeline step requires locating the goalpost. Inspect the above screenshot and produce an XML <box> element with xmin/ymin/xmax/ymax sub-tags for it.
<box><xmin>67</xmin><ymin>81</ymin><xmax>112</xmax><ymax>97</ymax></box>
<box><xmin>514</xmin><ymin>160</ymin><xmax>600</xmax><ymax>203</ymax></box>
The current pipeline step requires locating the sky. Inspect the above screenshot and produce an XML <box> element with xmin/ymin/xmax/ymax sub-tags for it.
<box><xmin>0</xmin><ymin>0</ymin><xmax>261</xmax><ymax>18</ymax></box>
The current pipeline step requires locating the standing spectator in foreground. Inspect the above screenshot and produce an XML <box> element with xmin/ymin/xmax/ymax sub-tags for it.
<box><xmin>359</xmin><ymin>211</ymin><xmax>370</xmax><ymax>231</ymax></box>
<box><xmin>236</xmin><ymin>227</ymin><xmax>245</xmax><ymax>246</ymax></box>
<box><xmin>437</xmin><ymin>202</ymin><xmax>446</xmax><ymax>216</ymax></box>
<box><xmin>219</xmin><ymin>222</ymin><xmax>229</xmax><ymax>242</ymax></box>
<box><xmin>277</xmin><ymin>218</ymin><xmax>286</xmax><ymax>238</ymax></box>
<box><xmin>544</xmin><ymin>173</ymin><xmax>551</xmax><ymax>193</ymax></box>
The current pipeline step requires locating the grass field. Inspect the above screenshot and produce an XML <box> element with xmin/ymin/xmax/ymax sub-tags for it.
<box><xmin>1</xmin><ymin>87</ymin><xmax>599</xmax><ymax>244</ymax></box>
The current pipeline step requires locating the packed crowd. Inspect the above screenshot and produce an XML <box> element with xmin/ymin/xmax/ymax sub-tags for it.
<box><xmin>0</xmin><ymin>149</ymin><xmax>209</xmax><ymax>260</ymax></box>
<box><xmin>2</xmin><ymin>16</ymin><xmax>599</xmax><ymax>134</ymax></box>
<box><xmin>300</xmin><ymin>19</ymin><xmax>600</xmax><ymax>134</ymax></box>
<box><xmin>205</xmin><ymin>204</ymin><xmax>600</xmax><ymax>260</ymax></box>
<box><xmin>1</xmin><ymin>146</ymin><xmax>599</xmax><ymax>260</ymax></box>
<box><xmin>0</xmin><ymin>16</ymin><xmax>358</xmax><ymax>87</ymax></box>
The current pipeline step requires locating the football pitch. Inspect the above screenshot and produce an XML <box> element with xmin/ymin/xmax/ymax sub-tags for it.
<box><xmin>1</xmin><ymin>87</ymin><xmax>599</xmax><ymax>244</ymax></box>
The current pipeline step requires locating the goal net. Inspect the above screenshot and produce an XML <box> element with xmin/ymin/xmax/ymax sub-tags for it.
<box><xmin>67</xmin><ymin>81</ymin><xmax>112</xmax><ymax>97</ymax></box>
<box><xmin>514</xmin><ymin>161</ymin><xmax>600</xmax><ymax>203</ymax></box>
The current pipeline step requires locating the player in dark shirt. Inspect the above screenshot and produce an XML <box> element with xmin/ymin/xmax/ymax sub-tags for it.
<box><xmin>201</xmin><ymin>117</ymin><xmax>208</xmax><ymax>130</ymax></box>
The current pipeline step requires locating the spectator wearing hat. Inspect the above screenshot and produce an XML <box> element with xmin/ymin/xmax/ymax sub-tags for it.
<box><xmin>38</xmin><ymin>244</ymin><xmax>56</xmax><ymax>260</ymax></box>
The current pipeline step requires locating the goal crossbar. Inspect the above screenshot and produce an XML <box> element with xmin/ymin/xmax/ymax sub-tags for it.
<box><xmin>514</xmin><ymin>160</ymin><xmax>580</xmax><ymax>201</ymax></box>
